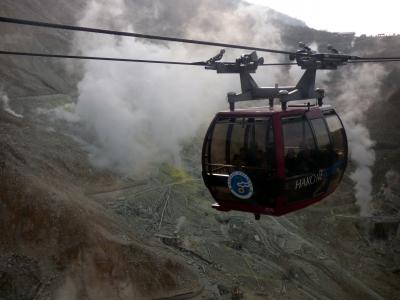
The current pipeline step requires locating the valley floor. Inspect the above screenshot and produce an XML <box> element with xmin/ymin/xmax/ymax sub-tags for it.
<box><xmin>0</xmin><ymin>94</ymin><xmax>399</xmax><ymax>299</ymax></box>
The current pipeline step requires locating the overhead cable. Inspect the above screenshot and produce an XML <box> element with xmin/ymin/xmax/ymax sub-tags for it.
<box><xmin>0</xmin><ymin>16</ymin><xmax>294</xmax><ymax>55</ymax></box>
<box><xmin>0</xmin><ymin>50</ymin><xmax>298</xmax><ymax>66</ymax></box>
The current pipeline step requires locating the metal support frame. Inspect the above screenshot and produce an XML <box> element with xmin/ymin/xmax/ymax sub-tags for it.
<box><xmin>226</xmin><ymin>67</ymin><xmax>322</xmax><ymax>111</ymax></box>
<box><xmin>205</xmin><ymin>43</ymin><xmax>358</xmax><ymax>111</ymax></box>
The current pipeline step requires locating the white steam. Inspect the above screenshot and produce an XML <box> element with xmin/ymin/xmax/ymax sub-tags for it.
<box><xmin>0</xmin><ymin>87</ymin><xmax>23</xmax><ymax>118</ymax></box>
<box><xmin>73</xmin><ymin>0</ymin><xmax>284</xmax><ymax>175</ymax></box>
<box><xmin>385</xmin><ymin>169</ymin><xmax>400</xmax><ymax>190</ymax></box>
<box><xmin>383</xmin><ymin>170</ymin><xmax>400</xmax><ymax>205</ymax></box>
<box><xmin>37</xmin><ymin>103</ymin><xmax>80</xmax><ymax>123</ymax></box>
<box><xmin>69</xmin><ymin>0</ymin><xmax>390</xmax><ymax>213</ymax></box>
<box><xmin>376</xmin><ymin>169</ymin><xmax>400</xmax><ymax>214</ymax></box>
<box><xmin>332</xmin><ymin>64</ymin><xmax>386</xmax><ymax>216</ymax></box>
<box><xmin>174</xmin><ymin>216</ymin><xmax>186</xmax><ymax>235</ymax></box>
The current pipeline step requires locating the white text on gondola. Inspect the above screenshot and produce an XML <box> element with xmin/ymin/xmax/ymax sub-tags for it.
<box><xmin>295</xmin><ymin>170</ymin><xmax>324</xmax><ymax>190</ymax></box>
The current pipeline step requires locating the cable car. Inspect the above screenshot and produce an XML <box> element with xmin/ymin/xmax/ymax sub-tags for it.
<box><xmin>202</xmin><ymin>50</ymin><xmax>349</xmax><ymax>218</ymax></box>
<box><xmin>1</xmin><ymin>17</ymin><xmax>398</xmax><ymax>218</ymax></box>
<box><xmin>202</xmin><ymin>105</ymin><xmax>347</xmax><ymax>217</ymax></box>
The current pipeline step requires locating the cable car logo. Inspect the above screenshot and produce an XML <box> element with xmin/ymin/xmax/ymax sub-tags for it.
<box><xmin>228</xmin><ymin>171</ymin><xmax>254</xmax><ymax>199</ymax></box>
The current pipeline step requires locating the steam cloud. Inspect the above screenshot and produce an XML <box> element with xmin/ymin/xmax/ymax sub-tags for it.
<box><xmin>382</xmin><ymin>170</ymin><xmax>400</xmax><ymax>207</ymax></box>
<box><xmin>330</xmin><ymin>64</ymin><xmax>386</xmax><ymax>216</ymax></box>
<box><xmin>37</xmin><ymin>103</ymin><xmax>80</xmax><ymax>123</ymax></box>
<box><xmin>0</xmin><ymin>87</ymin><xmax>23</xmax><ymax>118</ymax></box>
<box><xmin>174</xmin><ymin>216</ymin><xmax>186</xmax><ymax>235</ymax></box>
<box><xmin>72</xmin><ymin>0</ymin><xmax>285</xmax><ymax>175</ymax></box>
<box><xmin>385</xmin><ymin>169</ymin><xmax>400</xmax><ymax>190</ymax></box>
<box><xmin>72</xmin><ymin>0</ymin><xmax>388</xmax><ymax>215</ymax></box>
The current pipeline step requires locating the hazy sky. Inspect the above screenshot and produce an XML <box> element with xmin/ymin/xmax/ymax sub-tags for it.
<box><xmin>247</xmin><ymin>0</ymin><xmax>399</xmax><ymax>36</ymax></box>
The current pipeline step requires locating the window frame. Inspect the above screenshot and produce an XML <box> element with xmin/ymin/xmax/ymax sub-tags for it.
<box><xmin>206</xmin><ymin>116</ymin><xmax>275</xmax><ymax>173</ymax></box>
<box><xmin>309</xmin><ymin>117</ymin><xmax>333</xmax><ymax>151</ymax></box>
<box><xmin>323</xmin><ymin>111</ymin><xmax>347</xmax><ymax>155</ymax></box>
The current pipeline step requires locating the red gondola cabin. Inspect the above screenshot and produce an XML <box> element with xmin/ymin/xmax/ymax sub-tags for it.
<box><xmin>202</xmin><ymin>105</ymin><xmax>347</xmax><ymax>216</ymax></box>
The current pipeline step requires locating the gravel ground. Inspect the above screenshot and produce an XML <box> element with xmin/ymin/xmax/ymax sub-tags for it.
<box><xmin>1</xmin><ymin>94</ymin><xmax>398</xmax><ymax>299</ymax></box>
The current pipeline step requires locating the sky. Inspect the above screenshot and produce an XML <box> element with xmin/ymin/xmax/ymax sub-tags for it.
<box><xmin>247</xmin><ymin>0</ymin><xmax>399</xmax><ymax>36</ymax></box>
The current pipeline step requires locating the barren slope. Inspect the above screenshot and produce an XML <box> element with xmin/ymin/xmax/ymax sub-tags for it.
<box><xmin>0</xmin><ymin>99</ymin><xmax>201</xmax><ymax>299</ymax></box>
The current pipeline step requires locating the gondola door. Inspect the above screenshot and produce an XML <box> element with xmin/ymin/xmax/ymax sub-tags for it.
<box><xmin>202</xmin><ymin>115</ymin><xmax>279</xmax><ymax>213</ymax></box>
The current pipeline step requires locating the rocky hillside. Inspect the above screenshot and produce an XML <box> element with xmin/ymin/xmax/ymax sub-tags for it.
<box><xmin>0</xmin><ymin>97</ymin><xmax>202</xmax><ymax>299</ymax></box>
<box><xmin>1</xmin><ymin>1</ymin><xmax>399</xmax><ymax>299</ymax></box>
<box><xmin>0</xmin><ymin>0</ymin><xmax>86</xmax><ymax>96</ymax></box>
<box><xmin>2</xmin><ymin>94</ymin><xmax>399</xmax><ymax>299</ymax></box>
